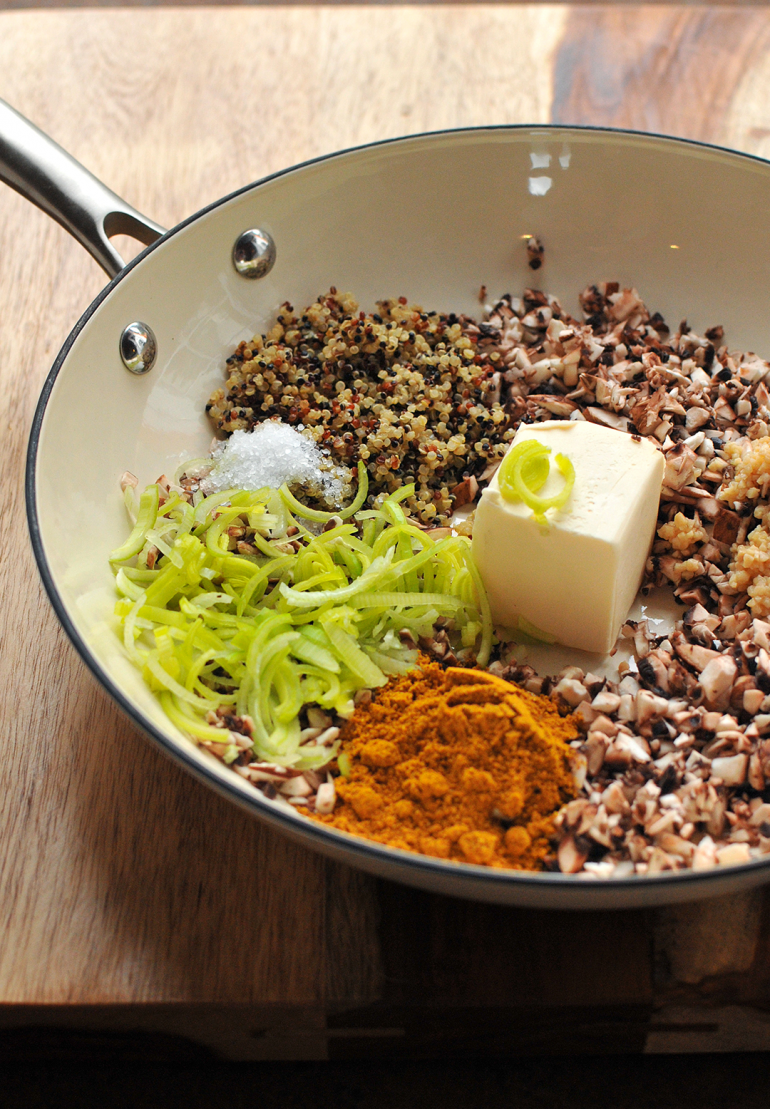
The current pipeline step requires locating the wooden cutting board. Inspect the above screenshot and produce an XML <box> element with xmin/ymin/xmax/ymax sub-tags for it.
<box><xmin>3</xmin><ymin>2</ymin><xmax>770</xmax><ymax>1060</ymax></box>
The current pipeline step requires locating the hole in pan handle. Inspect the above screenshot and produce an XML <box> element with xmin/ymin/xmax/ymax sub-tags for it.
<box><xmin>0</xmin><ymin>98</ymin><xmax>166</xmax><ymax>279</ymax></box>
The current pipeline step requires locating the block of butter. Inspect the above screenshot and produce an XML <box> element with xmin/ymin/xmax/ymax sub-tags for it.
<box><xmin>471</xmin><ymin>420</ymin><xmax>665</xmax><ymax>654</ymax></box>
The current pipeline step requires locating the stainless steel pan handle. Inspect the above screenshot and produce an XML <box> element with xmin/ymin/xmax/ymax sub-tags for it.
<box><xmin>0</xmin><ymin>99</ymin><xmax>165</xmax><ymax>279</ymax></box>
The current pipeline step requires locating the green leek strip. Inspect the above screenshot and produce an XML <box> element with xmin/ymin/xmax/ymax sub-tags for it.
<box><xmin>295</xmin><ymin>742</ymin><xmax>342</xmax><ymax>771</ymax></box>
<box><xmin>189</xmin><ymin>678</ymin><xmax>228</xmax><ymax>703</ymax></box>
<box><xmin>498</xmin><ymin>439</ymin><xmax>575</xmax><ymax>523</ymax></box>
<box><xmin>115</xmin><ymin>568</ymin><xmax>144</xmax><ymax>601</ymax></box>
<box><xmin>156</xmin><ymin>493</ymin><xmax>183</xmax><ymax>519</ymax></box>
<box><xmin>513</xmin><ymin>451</ymin><xmax>574</xmax><ymax>522</ymax></box>
<box><xmin>253</xmin><ymin>632</ymin><xmax>300</xmax><ymax>682</ymax></box>
<box><xmin>145</xmin><ymin>529</ymin><xmax>184</xmax><ymax>568</ymax></box>
<box><xmin>365</xmin><ymin>648</ymin><xmax>418</xmax><ymax>676</ymax></box>
<box><xmin>290</xmin><ymin>636</ymin><xmax>340</xmax><ymax>673</ymax></box>
<box><xmin>334</xmin><ymin>545</ymin><xmax>363</xmax><ymax>580</ymax></box>
<box><xmin>205</xmin><ymin>505</ymin><xmax>246</xmax><ymax>556</ymax></box>
<box><xmin>382</xmin><ymin>501</ymin><xmax>406</xmax><ymax>527</ymax></box>
<box><xmin>188</xmin><ymin>592</ymin><xmax>235</xmax><ymax>609</ymax></box>
<box><xmin>278</xmin><ymin>549</ymin><xmax>393</xmax><ymax>609</ymax></box>
<box><xmin>266</xmin><ymin>719</ymin><xmax>303</xmax><ymax>761</ymax></box>
<box><xmin>247</xmin><ymin>506</ymin><xmax>271</xmax><ymax>530</ymax></box>
<box><xmin>138</xmin><ymin>606</ymin><xmax>188</xmax><ymax>631</ymax></box>
<box><xmin>180</xmin><ymin>613</ymin><xmax>206</xmax><ymax>658</ymax></box>
<box><xmin>229</xmin><ymin>489</ymin><xmax>269</xmax><ymax>508</ymax></box>
<box><xmin>517</xmin><ymin>615</ymin><xmax>557</xmax><ymax>644</ymax></box>
<box><xmin>211</xmin><ymin>553</ymin><xmax>263</xmax><ymax>579</ymax></box>
<box><xmin>145</xmin><ymin>655</ymin><xmax>215</xmax><ymax>707</ymax></box>
<box><xmin>235</xmin><ymin>555</ymin><xmax>294</xmax><ymax>616</ymax></box>
<box><xmin>271</xmin><ymin>660</ymin><xmax>304</xmax><ymax>725</ymax></box>
<box><xmin>122</xmin><ymin>592</ymin><xmax>148</xmax><ymax>664</ymax></box>
<box><xmin>378</xmin><ymin>520</ymin><xmax>443</xmax><ymax>558</ymax></box>
<box><xmin>313</xmin><ymin>523</ymin><xmax>358</xmax><ymax>544</ymax></box>
<box><xmin>450</xmin><ymin>567</ymin><xmax>474</xmax><ymax>606</ymax></box>
<box><xmin>253</xmin><ymin>637</ymin><xmax>300</xmax><ymax>732</ymax></box>
<box><xmin>143</xmin><ymin>569</ymin><xmax>185</xmax><ymax>610</ymax></box>
<box><xmin>122</xmin><ymin>567</ymin><xmax>160</xmax><ymax>583</ymax></box>
<box><xmin>279</xmin><ymin>461</ymin><xmax>369</xmax><ymax>523</ymax></box>
<box><xmin>289</xmin><ymin>568</ymin><xmax>347</xmax><ymax>593</ymax></box>
<box><xmin>337</xmin><ymin>462</ymin><xmax>369</xmax><ymax>519</ymax></box>
<box><xmin>461</xmin><ymin>621</ymin><xmax>482</xmax><ymax>648</ymax></box>
<box><xmin>188</xmin><ymin>608</ymin><xmax>240</xmax><ymax>629</ymax></box>
<box><xmin>109</xmin><ymin>484</ymin><xmax>159</xmax><ymax>563</ymax></box>
<box><xmin>361</xmin><ymin>517</ymin><xmax>378</xmax><ymax>550</ymax></box>
<box><xmin>173</xmin><ymin>457</ymin><xmax>211</xmax><ymax>486</ymax></box>
<box><xmin>460</xmin><ymin>537</ymin><xmax>493</xmax><ymax>667</ymax></box>
<box><xmin>123</xmin><ymin>482</ymin><xmax>139</xmax><ymax>524</ymax></box>
<box><xmin>240</xmin><ymin>527</ymin><xmax>290</xmax><ymax>560</ymax></box>
<box><xmin>519</xmin><ymin>446</ymin><xmax>550</xmax><ymax>493</ymax></box>
<box><xmin>298</xmin><ymin>662</ymin><xmax>342</xmax><ymax>709</ymax></box>
<box><xmin>184</xmin><ymin>648</ymin><xmax>224</xmax><ymax>695</ymax></box>
<box><xmin>349</xmin><ymin>591</ymin><xmax>462</xmax><ymax>610</ymax></box>
<box><xmin>259</xmin><ymin>570</ymin><xmax>295</xmax><ymax>610</ymax></box>
<box><xmin>299</xmin><ymin>624</ymin><xmax>333</xmax><ymax>647</ymax></box>
<box><xmin>265</xmin><ymin>492</ymin><xmax>292</xmax><ymax>535</ymax></box>
<box><xmin>415</xmin><ymin>556</ymin><xmax>436</xmax><ymax>591</ymax></box>
<box><xmin>326</xmin><ymin>535</ymin><xmax>375</xmax><ymax>571</ymax></box>
<box><xmin>381</xmin><ymin>539</ymin><xmax>449</xmax><ymax>585</ymax></box>
<box><xmin>294</xmin><ymin>542</ymin><xmax>339</xmax><ymax>579</ymax></box>
<box><xmin>320</xmin><ymin>617</ymin><xmax>387</xmax><ymax>688</ymax></box>
<box><xmin>387</xmin><ymin>482</ymin><xmax>416</xmax><ymax>505</ymax></box>
<box><xmin>245</xmin><ymin>612</ymin><xmax>293</xmax><ymax>676</ymax></box>
<box><xmin>193</xmin><ymin>488</ymin><xmax>240</xmax><ymax>525</ymax></box>
<box><xmin>278</xmin><ymin>481</ymin><xmax>344</xmax><ymax>523</ymax></box>
<box><xmin>160</xmin><ymin>691</ymin><xmax>235</xmax><ymax>742</ymax></box>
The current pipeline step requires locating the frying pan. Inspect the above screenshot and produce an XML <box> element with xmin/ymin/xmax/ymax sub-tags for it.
<box><xmin>5</xmin><ymin>97</ymin><xmax>770</xmax><ymax>909</ymax></box>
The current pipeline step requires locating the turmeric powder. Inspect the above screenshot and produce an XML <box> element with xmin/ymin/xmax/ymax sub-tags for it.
<box><xmin>312</xmin><ymin>660</ymin><xmax>578</xmax><ymax>870</ymax></box>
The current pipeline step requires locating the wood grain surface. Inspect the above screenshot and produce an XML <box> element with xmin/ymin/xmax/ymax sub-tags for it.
<box><xmin>5</xmin><ymin>3</ymin><xmax>770</xmax><ymax>1057</ymax></box>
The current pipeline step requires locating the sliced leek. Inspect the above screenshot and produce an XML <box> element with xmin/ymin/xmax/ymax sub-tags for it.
<box><xmin>498</xmin><ymin>439</ymin><xmax>576</xmax><ymax>525</ymax></box>
<box><xmin>111</xmin><ymin>468</ymin><xmax>493</xmax><ymax>768</ymax></box>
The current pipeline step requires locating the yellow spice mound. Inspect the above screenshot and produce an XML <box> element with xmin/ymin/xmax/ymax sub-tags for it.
<box><xmin>312</xmin><ymin>661</ymin><xmax>578</xmax><ymax>870</ymax></box>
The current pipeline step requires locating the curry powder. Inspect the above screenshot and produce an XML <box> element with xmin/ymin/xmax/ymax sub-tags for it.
<box><xmin>312</xmin><ymin>660</ymin><xmax>578</xmax><ymax>870</ymax></box>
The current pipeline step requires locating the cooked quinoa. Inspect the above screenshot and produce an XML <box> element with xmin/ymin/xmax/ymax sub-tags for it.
<box><xmin>206</xmin><ymin>290</ymin><xmax>513</xmax><ymax>523</ymax></box>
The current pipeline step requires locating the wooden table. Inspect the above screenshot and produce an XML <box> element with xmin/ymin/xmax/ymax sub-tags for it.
<box><xmin>4</xmin><ymin>3</ymin><xmax>770</xmax><ymax>1060</ymax></box>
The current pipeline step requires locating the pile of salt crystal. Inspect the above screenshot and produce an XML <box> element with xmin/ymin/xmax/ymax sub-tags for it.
<box><xmin>201</xmin><ymin>422</ymin><xmax>349</xmax><ymax>504</ymax></box>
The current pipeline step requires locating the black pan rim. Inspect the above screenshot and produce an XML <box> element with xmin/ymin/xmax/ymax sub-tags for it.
<box><xmin>24</xmin><ymin>121</ymin><xmax>770</xmax><ymax>900</ymax></box>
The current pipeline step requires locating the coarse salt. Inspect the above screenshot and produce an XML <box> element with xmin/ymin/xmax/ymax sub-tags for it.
<box><xmin>201</xmin><ymin>422</ymin><xmax>349</xmax><ymax>504</ymax></box>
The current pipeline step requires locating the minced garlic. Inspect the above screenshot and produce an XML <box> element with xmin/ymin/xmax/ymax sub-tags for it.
<box><xmin>657</xmin><ymin>511</ymin><xmax>708</xmax><ymax>555</ymax></box>
<box><xmin>720</xmin><ymin>437</ymin><xmax>770</xmax><ymax>615</ymax></box>
<box><xmin>673</xmin><ymin>557</ymin><xmax>707</xmax><ymax>582</ymax></box>
<box><xmin>729</xmin><ymin>525</ymin><xmax>770</xmax><ymax>616</ymax></box>
<box><xmin>720</xmin><ymin>438</ymin><xmax>770</xmax><ymax>506</ymax></box>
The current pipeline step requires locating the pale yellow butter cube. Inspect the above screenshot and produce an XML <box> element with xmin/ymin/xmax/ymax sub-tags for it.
<box><xmin>471</xmin><ymin>420</ymin><xmax>665</xmax><ymax>654</ymax></box>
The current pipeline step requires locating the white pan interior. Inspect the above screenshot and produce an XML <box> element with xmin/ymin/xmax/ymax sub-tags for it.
<box><xmin>30</xmin><ymin>127</ymin><xmax>770</xmax><ymax>908</ymax></box>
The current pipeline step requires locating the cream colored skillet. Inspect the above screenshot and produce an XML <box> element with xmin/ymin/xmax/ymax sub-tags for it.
<box><xmin>5</xmin><ymin>97</ymin><xmax>770</xmax><ymax>909</ymax></box>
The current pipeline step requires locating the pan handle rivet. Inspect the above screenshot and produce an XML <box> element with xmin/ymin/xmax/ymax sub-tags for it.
<box><xmin>233</xmin><ymin>228</ymin><xmax>276</xmax><ymax>279</ymax></box>
<box><xmin>120</xmin><ymin>321</ymin><xmax>157</xmax><ymax>375</ymax></box>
